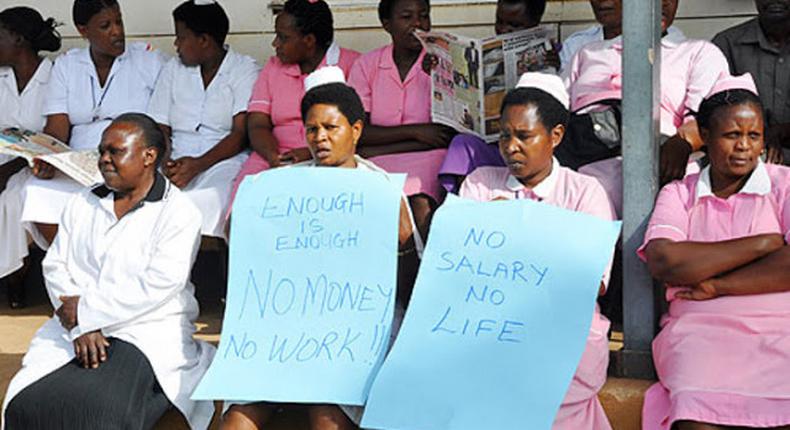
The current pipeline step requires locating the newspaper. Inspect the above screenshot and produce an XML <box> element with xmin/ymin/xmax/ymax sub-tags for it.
<box><xmin>0</xmin><ymin>128</ymin><xmax>103</xmax><ymax>187</ymax></box>
<box><xmin>417</xmin><ymin>25</ymin><xmax>559</xmax><ymax>141</ymax></box>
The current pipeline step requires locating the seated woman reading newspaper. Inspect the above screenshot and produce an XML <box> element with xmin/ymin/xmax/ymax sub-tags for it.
<box><xmin>2</xmin><ymin>114</ymin><xmax>215</xmax><ymax>430</ymax></box>
<box><xmin>221</xmin><ymin>67</ymin><xmax>422</xmax><ymax>430</ymax></box>
<box><xmin>0</xmin><ymin>6</ymin><xmax>61</xmax><ymax>308</ymax></box>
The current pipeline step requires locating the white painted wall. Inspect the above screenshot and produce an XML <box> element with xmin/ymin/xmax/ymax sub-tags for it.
<box><xmin>0</xmin><ymin>0</ymin><xmax>757</xmax><ymax>63</ymax></box>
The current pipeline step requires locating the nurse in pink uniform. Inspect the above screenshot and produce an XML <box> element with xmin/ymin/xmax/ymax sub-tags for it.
<box><xmin>563</xmin><ymin>0</ymin><xmax>729</xmax><ymax>218</ymax></box>
<box><xmin>460</xmin><ymin>73</ymin><xmax>614</xmax><ymax>430</ymax></box>
<box><xmin>348</xmin><ymin>0</ymin><xmax>456</xmax><ymax>237</ymax></box>
<box><xmin>228</xmin><ymin>0</ymin><xmax>359</xmax><ymax>205</ymax></box>
<box><xmin>640</xmin><ymin>74</ymin><xmax>790</xmax><ymax>430</ymax></box>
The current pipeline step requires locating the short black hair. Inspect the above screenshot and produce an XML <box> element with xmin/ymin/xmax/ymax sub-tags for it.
<box><xmin>282</xmin><ymin>0</ymin><xmax>334</xmax><ymax>50</ymax></box>
<box><xmin>0</xmin><ymin>7</ymin><xmax>61</xmax><ymax>53</ymax></box>
<box><xmin>378</xmin><ymin>0</ymin><xmax>431</xmax><ymax>22</ymax></box>
<box><xmin>696</xmin><ymin>89</ymin><xmax>765</xmax><ymax>132</ymax></box>
<box><xmin>112</xmin><ymin>113</ymin><xmax>167</xmax><ymax>167</ymax></box>
<box><xmin>173</xmin><ymin>1</ymin><xmax>229</xmax><ymax>46</ymax></box>
<box><xmin>500</xmin><ymin>87</ymin><xmax>569</xmax><ymax>130</ymax></box>
<box><xmin>498</xmin><ymin>0</ymin><xmax>547</xmax><ymax>23</ymax></box>
<box><xmin>72</xmin><ymin>0</ymin><xmax>119</xmax><ymax>27</ymax></box>
<box><xmin>300</xmin><ymin>83</ymin><xmax>365</xmax><ymax>126</ymax></box>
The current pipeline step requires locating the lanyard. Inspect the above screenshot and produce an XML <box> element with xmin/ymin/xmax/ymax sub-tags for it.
<box><xmin>90</xmin><ymin>73</ymin><xmax>116</xmax><ymax>122</ymax></box>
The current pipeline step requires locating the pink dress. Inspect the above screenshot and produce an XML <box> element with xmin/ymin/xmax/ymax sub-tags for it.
<box><xmin>460</xmin><ymin>161</ymin><xmax>614</xmax><ymax>430</ymax></box>
<box><xmin>228</xmin><ymin>44</ymin><xmax>360</xmax><ymax>204</ymax></box>
<box><xmin>348</xmin><ymin>44</ymin><xmax>446</xmax><ymax>201</ymax></box>
<box><xmin>564</xmin><ymin>30</ymin><xmax>729</xmax><ymax>218</ymax></box>
<box><xmin>639</xmin><ymin>162</ymin><xmax>790</xmax><ymax>429</ymax></box>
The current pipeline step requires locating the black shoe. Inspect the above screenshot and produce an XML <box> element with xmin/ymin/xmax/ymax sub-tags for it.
<box><xmin>4</xmin><ymin>270</ymin><xmax>27</xmax><ymax>309</ymax></box>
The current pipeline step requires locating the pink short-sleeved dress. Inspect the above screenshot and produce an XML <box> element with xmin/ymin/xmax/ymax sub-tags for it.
<box><xmin>639</xmin><ymin>161</ymin><xmax>790</xmax><ymax>429</ymax></box>
<box><xmin>564</xmin><ymin>30</ymin><xmax>729</xmax><ymax>218</ymax></box>
<box><xmin>348</xmin><ymin>44</ymin><xmax>447</xmax><ymax>201</ymax></box>
<box><xmin>228</xmin><ymin>43</ymin><xmax>360</xmax><ymax>204</ymax></box>
<box><xmin>460</xmin><ymin>160</ymin><xmax>614</xmax><ymax>430</ymax></box>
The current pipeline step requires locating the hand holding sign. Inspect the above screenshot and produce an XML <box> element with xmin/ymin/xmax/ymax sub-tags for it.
<box><xmin>361</xmin><ymin>196</ymin><xmax>621</xmax><ymax>430</ymax></box>
<box><xmin>193</xmin><ymin>167</ymin><xmax>405</xmax><ymax>405</ymax></box>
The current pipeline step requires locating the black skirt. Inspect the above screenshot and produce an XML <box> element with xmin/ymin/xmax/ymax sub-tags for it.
<box><xmin>5</xmin><ymin>338</ymin><xmax>172</xmax><ymax>430</ymax></box>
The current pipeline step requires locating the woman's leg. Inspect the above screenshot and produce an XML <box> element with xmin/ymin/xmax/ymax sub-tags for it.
<box><xmin>3</xmin><ymin>257</ymin><xmax>28</xmax><ymax>308</ymax></box>
<box><xmin>221</xmin><ymin>403</ymin><xmax>276</xmax><ymax>430</ymax></box>
<box><xmin>307</xmin><ymin>405</ymin><xmax>356</xmax><ymax>430</ymax></box>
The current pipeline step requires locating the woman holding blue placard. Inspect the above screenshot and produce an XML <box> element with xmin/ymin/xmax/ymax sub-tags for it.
<box><xmin>221</xmin><ymin>67</ymin><xmax>421</xmax><ymax>430</ymax></box>
<box><xmin>459</xmin><ymin>73</ymin><xmax>615</xmax><ymax>429</ymax></box>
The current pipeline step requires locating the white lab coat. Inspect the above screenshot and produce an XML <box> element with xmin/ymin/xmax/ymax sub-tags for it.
<box><xmin>148</xmin><ymin>48</ymin><xmax>259</xmax><ymax>238</ymax></box>
<box><xmin>3</xmin><ymin>174</ymin><xmax>216</xmax><ymax>430</ymax></box>
<box><xmin>21</xmin><ymin>43</ymin><xmax>166</xmax><ymax>249</ymax></box>
<box><xmin>0</xmin><ymin>59</ymin><xmax>52</xmax><ymax>277</ymax></box>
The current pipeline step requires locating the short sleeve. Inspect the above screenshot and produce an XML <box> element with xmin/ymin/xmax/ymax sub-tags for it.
<box><xmin>347</xmin><ymin>56</ymin><xmax>373</xmax><ymax>113</ymax></box>
<box><xmin>43</xmin><ymin>53</ymin><xmax>70</xmax><ymax>116</ymax></box>
<box><xmin>459</xmin><ymin>167</ymin><xmax>498</xmax><ymax>202</ymax></box>
<box><xmin>637</xmin><ymin>182</ymin><xmax>691</xmax><ymax>261</ymax></box>
<box><xmin>147</xmin><ymin>58</ymin><xmax>176</xmax><ymax>125</ymax></box>
<box><xmin>247</xmin><ymin>59</ymin><xmax>275</xmax><ymax>114</ymax></box>
<box><xmin>683</xmin><ymin>41</ymin><xmax>730</xmax><ymax>117</ymax></box>
<box><xmin>232</xmin><ymin>57</ymin><xmax>261</xmax><ymax>116</ymax></box>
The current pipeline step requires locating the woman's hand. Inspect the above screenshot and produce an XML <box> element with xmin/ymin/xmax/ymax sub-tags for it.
<box><xmin>32</xmin><ymin>159</ymin><xmax>56</xmax><ymax>180</ymax></box>
<box><xmin>279</xmin><ymin>147</ymin><xmax>313</xmax><ymax>165</ymax></box>
<box><xmin>56</xmin><ymin>295</ymin><xmax>80</xmax><ymax>330</ymax></box>
<box><xmin>660</xmin><ymin>135</ymin><xmax>693</xmax><ymax>185</ymax></box>
<box><xmin>164</xmin><ymin>156</ymin><xmax>206</xmax><ymax>188</ymax></box>
<box><xmin>410</xmin><ymin>124</ymin><xmax>455</xmax><ymax>148</ymax></box>
<box><xmin>73</xmin><ymin>331</ymin><xmax>110</xmax><ymax>369</ymax></box>
<box><xmin>674</xmin><ymin>279</ymin><xmax>719</xmax><ymax>301</ymax></box>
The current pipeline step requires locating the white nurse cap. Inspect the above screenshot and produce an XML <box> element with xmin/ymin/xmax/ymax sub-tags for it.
<box><xmin>515</xmin><ymin>72</ymin><xmax>570</xmax><ymax>110</ymax></box>
<box><xmin>304</xmin><ymin>66</ymin><xmax>347</xmax><ymax>92</ymax></box>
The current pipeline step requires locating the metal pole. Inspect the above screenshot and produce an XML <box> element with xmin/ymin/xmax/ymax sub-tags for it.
<box><xmin>618</xmin><ymin>0</ymin><xmax>662</xmax><ymax>379</ymax></box>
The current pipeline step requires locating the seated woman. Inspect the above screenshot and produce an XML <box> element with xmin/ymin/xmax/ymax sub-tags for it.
<box><xmin>229</xmin><ymin>0</ymin><xmax>359</xmax><ymax>207</ymax></box>
<box><xmin>2</xmin><ymin>114</ymin><xmax>216</xmax><ymax>430</ymax></box>
<box><xmin>459</xmin><ymin>73</ymin><xmax>614</xmax><ymax>430</ymax></box>
<box><xmin>148</xmin><ymin>0</ymin><xmax>259</xmax><ymax>239</ymax></box>
<box><xmin>562</xmin><ymin>0</ymin><xmax>729</xmax><ymax>218</ymax></box>
<box><xmin>640</xmin><ymin>74</ymin><xmax>790</xmax><ymax>430</ymax></box>
<box><xmin>21</xmin><ymin>0</ymin><xmax>165</xmax><ymax>247</ymax></box>
<box><xmin>0</xmin><ymin>6</ymin><xmax>61</xmax><ymax>308</ymax></box>
<box><xmin>436</xmin><ymin>0</ymin><xmax>556</xmax><ymax>194</ymax></box>
<box><xmin>221</xmin><ymin>68</ymin><xmax>421</xmax><ymax>430</ymax></box>
<box><xmin>348</xmin><ymin>0</ymin><xmax>456</xmax><ymax>237</ymax></box>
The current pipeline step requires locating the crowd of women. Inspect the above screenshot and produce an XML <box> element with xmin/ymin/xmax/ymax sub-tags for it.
<box><xmin>1</xmin><ymin>0</ymin><xmax>789</xmax><ymax>429</ymax></box>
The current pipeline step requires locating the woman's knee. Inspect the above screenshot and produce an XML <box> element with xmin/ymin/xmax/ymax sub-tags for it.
<box><xmin>221</xmin><ymin>403</ymin><xmax>275</xmax><ymax>430</ymax></box>
<box><xmin>307</xmin><ymin>405</ymin><xmax>355</xmax><ymax>430</ymax></box>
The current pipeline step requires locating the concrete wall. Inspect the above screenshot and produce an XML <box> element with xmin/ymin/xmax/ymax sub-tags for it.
<box><xmin>0</xmin><ymin>0</ymin><xmax>757</xmax><ymax>64</ymax></box>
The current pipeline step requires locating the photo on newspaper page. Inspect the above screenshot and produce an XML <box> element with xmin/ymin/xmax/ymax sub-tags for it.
<box><xmin>417</xmin><ymin>25</ymin><xmax>558</xmax><ymax>142</ymax></box>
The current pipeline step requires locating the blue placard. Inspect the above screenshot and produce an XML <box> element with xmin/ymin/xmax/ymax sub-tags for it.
<box><xmin>193</xmin><ymin>167</ymin><xmax>405</xmax><ymax>405</ymax></box>
<box><xmin>361</xmin><ymin>196</ymin><xmax>621</xmax><ymax>430</ymax></box>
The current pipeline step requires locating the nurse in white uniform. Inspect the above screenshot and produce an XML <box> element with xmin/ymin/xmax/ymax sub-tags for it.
<box><xmin>0</xmin><ymin>6</ymin><xmax>61</xmax><ymax>308</ymax></box>
<box><xmin>3</xmin><ymin>113</ymin><xmax>216</xmax><ymax>430</ymax></box>
<box><xmin>21</xmin><ymin>0</ymin><xmax>166</xmax><ymax>247</ymax></box>
<box><xmin>148</xmin><ymin>0</ymin><xmax>258</xmax><ymax>239</ymax></box>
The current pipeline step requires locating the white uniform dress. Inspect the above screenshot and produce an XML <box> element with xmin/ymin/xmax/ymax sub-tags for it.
<box><xmin>21</xmin><ymin>43</ymin><xmax>165</xmax><ymax>249</ymax></box>
<box><xmin>3</xmin><ymin>174</ymin><xmax>216</xmax><ymax>430</ymax></box>
<box><xmin>148</xmin><ymin>48</ymin><xmax>259</xmax><ymax>238</ymax></box>
<box><xmin>0</xmin><ymin>59</ymin><xmax>52</xmax><ymax>278</ymax></box>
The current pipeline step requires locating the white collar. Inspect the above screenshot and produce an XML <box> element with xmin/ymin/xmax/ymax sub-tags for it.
<box><xmin>505</xmin><ymin>158</ymin><xmax>560</xmax><ymax>199</ymax></box>
<box><xmin>696</xmin><ymin>160</ymin><xmax>771</xmax><ymax>201</ymax></box>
